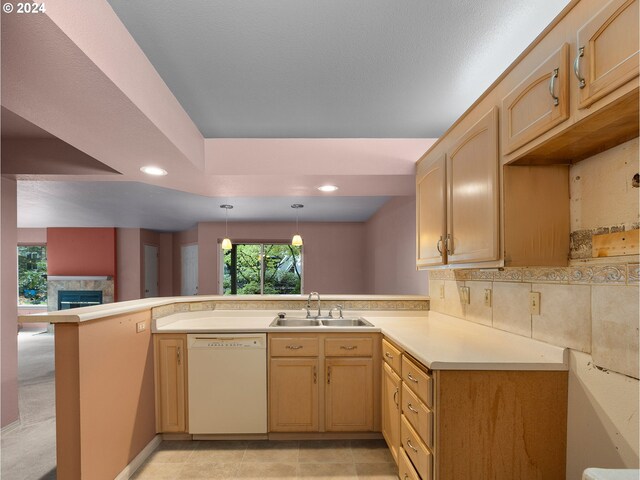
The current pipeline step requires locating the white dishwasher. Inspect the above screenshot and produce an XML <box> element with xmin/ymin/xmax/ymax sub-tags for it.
<box><xmin>187</xmin><ymin>333</ymin><xmax>267</xmax><ymax>435</ymax></box>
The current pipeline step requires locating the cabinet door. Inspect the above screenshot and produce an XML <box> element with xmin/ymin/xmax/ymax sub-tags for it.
<box><xmin>325</xmin><ymin>358</ymin><xmax>374</xmax><ymax>432</ymax></box>
<box><xmin>382</xmin><ymin>362</ymin><xmax>401</xmax><ymax>464</ymax></box>
<box><xmin>502</xmin><ymin>44</ymin><xmax>570</xmax><ymax>154</ymax></box>
<box><xmin>155</xmin><ymin>336</ymin><xmax>187</xmax><ymax>432</ymax></box>
<box><xmin>447</xmin><ymin>107</ymin><xmax>500</xmax><ymax>264</ymax></box>
<box><xmin>576</xmin><ymin>0</ymin><xmax>639</xmax><ymax>108</ymax></box>
<box><xmin>416</xmin><ymin>153</ymin><xmax>447</xmax><ymax>268</ymax></box>
<box><xmin>269</xmin><ymin>358</ymin><xmax>319</xmax><ymax>432</ymax></box>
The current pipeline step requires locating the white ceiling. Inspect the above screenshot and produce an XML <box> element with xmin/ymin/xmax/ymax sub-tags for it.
<box><xmin>8</xmin><ymin>0</ymin><xmax>571</xmax><ymax>230</ymax></box>
<box><xmin>17</xmin><ymin>181</ymin><xmax>390</xmax><ymax>230</ymax></box>
<box><xmin>106</xmin><ymin>0</ymin><xmax>569</xmax><ymax>138</ymax></box>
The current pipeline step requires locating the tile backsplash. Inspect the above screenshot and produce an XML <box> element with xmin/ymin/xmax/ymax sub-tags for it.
<box><xmin>429</xmin><ymin>264</ymin><xmax>639</xmax><ymax>379</ymax></box>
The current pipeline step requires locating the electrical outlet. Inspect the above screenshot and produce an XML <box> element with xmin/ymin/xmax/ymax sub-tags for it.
<box><xmin>484</xmin><ymin>288</ymin><xmax>492</xmax><ymax>307</ymax></box>
<box><xmin>460</xmin><ymin>286</ymin><xmax>470</xmax><ymax>304</ymax></box>
<box><xmin>529</xmin><ymin>292</ymin><xmax>541</xmax><ymax>315</ymax></box>
<box><xmin>439</xmin><ymin>284</ymin><xmax>445</xmax><ymax>299</ymax></box>
<box><xmin>136</xmin><ymin>321</ymin><xmax>146</xmax><ymax>333</ymax></box>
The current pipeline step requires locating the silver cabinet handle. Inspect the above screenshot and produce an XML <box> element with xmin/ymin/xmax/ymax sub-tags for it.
<box><xmin>406</xmin><ymin>439</ymin><xmax>418</xmax><ymax>453</ymax></box>
<box><xmin>549</xmin><ymin>68</ymin><xmax>559</xmax><ymax>106</ymax></box>
<box><xmin>436</xmin><ymin>235</ymin><xmax>444</xmax><ymax>254</ymax></box>
<box><xmin>384</xmin><ymin>352</ymin><xmax>394</xmax><ymax>359</ymax></box>
<box><xmin>407</xmin><ymin>403</ymin><xmax>419</xmax><ymax>414</ymax></box>
<box><xmin>340</xmin><ymin>345</ymin><xmax>357</xmax><ymax>350</ymax></box>
<box><xmin>286</xmin><ymin>345</ymin><xmax>303</xmax><ymax>350</ymax></box>
<box><xmin>393</xmin><ymin>388</ymin><xmax>399</xmax><ymax>407</ymax></box>
<box><xmin>574</xmin><ymin>46</ymin><xmax>585</xmax><ymax>88</ymax></box>
<box><xmin>445</xmin><ymin>233</ymin><xmax>453</xmax><ymax>255</ymax></box>
<box><xmin>407</xmin><ymin>373</ymin><xmax>419</xmax><ymax>383</ymax></box>
<box><xmin>177</xmin><ymin>346</ymin><xmax>181</xmax><ymax>366</ymax></box>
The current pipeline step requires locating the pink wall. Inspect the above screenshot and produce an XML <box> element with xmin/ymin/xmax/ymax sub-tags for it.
<box><xmin>364</xmin><ymin>196</ymin><xmax>428</xmax><ymax>295</ymax></box>
<box><xmin>17</xmin><ymin>228</ymin><xmax>47</xmax><ymax>245</ymax></box>
<box><xmin>116</xmin><ymin>228</ymin><xmax>141</xmax><ymax>301</ymax></box>
<box><xmin>197</xmin><ymin>222</ymin><xmax>367</xmax><ymax>295</ymax></box>
<box><xmin>117</xmin><ymin>229</ymin><xmax>174</xmax><ymax>300</ymax></box>
<box><xmin>1</xmin><ymin>177</ymin><xmax>19</xmax><ymax>427</ymax></box>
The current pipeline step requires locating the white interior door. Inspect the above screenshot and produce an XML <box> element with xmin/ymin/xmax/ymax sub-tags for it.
<box><xmin>143</xmin><ymin>244</ymin><xmax>159</xmax><ymax>298</ymax></box>
<box><xmin>181</xmin><ymin>244</ymin><xmax>199</xmax><ymax>296</ymax></box>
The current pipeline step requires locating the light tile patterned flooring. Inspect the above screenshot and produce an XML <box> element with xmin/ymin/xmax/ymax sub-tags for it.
<box><xmin>132</xmin><ymin>439</ymin><xmax>398</xmax><ymax>479</ymax></box>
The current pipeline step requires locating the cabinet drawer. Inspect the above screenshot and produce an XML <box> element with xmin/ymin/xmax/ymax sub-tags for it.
<box><xmin>401</xmin><ymin>383</ymin><xmax>433</xmax><ymax>450</ymax></box>
<box><xmin>401</xmin><ymin>415</ymin><xmax>433</xmax><ymax>480</ymax></box>
<box><xmin>270</xmin><ymin>337</ymin><xmax>319</xmax><ymax>357</ymax></box>
<box><xmin>401</xmin><ymin>356</ymin><xmax>433</xmax><ymax>408</ymax></box>
<box><xmin>382</xmin><ymin>338</ymin><xmax>402</xmax><ymax>373</ymax></box>
<box><xmin>398</xmin><ymin>446</ymin><xmax>421</xmax><ymax>480</ymax></box>
<box><xmin>325</xmin><ymin>337</ymin><xmax>373</xmax><ymax>357</ymax></box>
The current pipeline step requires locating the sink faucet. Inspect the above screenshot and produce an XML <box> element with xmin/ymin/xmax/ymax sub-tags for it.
<box><xmin>328</xmin><ymin>304</ymin><xmax>344</xmax><ymax>319</ymax></box>
<box><xmin>306</xmin><ymin>292</ymin><xmax>321</xmax><ymax>318</ymax></box>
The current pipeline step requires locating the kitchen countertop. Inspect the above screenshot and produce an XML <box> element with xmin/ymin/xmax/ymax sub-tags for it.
<box><xmin>17</xmin><ymin>294</ymin><xmax>428</xmax><ymax>324</ymax></box>
<box><xmin>155</xmin><ymin>309</ymin><xmax>568</xmax><ymax>371</ymax></box>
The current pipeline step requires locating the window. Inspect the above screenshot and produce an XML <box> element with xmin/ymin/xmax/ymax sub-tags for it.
<box><xmin>222</xmin><ymin>243</ymin><xmax>302</xmax><ymax>295</ymax></box>
<box><xmin>18</xmin><ymin>246</ymin><xmax>47</xmax><ymax>306</ymax></box>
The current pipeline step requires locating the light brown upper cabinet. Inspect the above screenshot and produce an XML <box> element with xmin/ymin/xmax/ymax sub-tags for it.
<box><xmin>446</xmin><ymin>107</ymin><xmax>500</xmax><ymax>264</ymax></box>
<box><xmin>416</xmin><ymin>154</ymin><xmax>446</xmax><ymax>267</ymax></box>
<box><xmin>575</xmin><ymin>0</ymin><xmax>639</xmax><ymax>109</ymax></box>
<box><xmin>503</xmin><ymin>44</ymin><xmax>570</xmax><ymax>154</ymax></box>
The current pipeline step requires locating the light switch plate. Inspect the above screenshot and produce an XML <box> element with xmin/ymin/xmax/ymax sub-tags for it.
<box><xmin>484</xmin><ymin>289</ymin><xmax>492</xmax><ymax>307</ymax></box>
<box><xmin>136</xmin><ymin>321</ymin><xmax>146</xmax><ymax>333</ymax></box>
<box><xmin>529</xmin><ymin>292</ymin><xmax>541</xmax><ymax>315</ymax></box>
<box><xmin>460</xmin><ymin>286</ymin><xmax>470</xmax><ymax>304</ymax></box>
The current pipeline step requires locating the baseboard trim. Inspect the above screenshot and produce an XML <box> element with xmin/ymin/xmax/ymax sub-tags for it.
<box><xmin>114</xmin><ymin>434</ymin><xmax>161</xmax><ymax>480</ymax></box>
<box><xmin>192</xmin><ymin>433</ymin><xmax>269</xmax><ymax>441</ymax></box>
<box><xmin>268</xmin><ymin>432</ymin><xmax>383</xmax><ymax>441</ymax></box>
<box><xmin>1</xmin><ymin>419</ymin><xmax>21</xmax><ymax>435</ymax></box>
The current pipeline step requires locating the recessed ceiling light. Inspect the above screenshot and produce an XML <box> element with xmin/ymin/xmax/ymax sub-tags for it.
<box><xmin>317</xmin><ymin>185</ymin><xmax>338</xmax><ymax>192</ymax></box>
<box><xmin>140</xmin><ymin>165</ymin><xmax>168</xmax><ymax>176</ymax></box>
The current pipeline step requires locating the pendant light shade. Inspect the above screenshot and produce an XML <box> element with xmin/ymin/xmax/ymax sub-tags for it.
<box><xmin>220</xmin><ymin>204</ymin><xmax>233</xmax><ymax>250</ymax></box>
<box><xmin>291</xmin><ymin>204</ymin><xmax>304</xmax><ymax>246</ymax></box>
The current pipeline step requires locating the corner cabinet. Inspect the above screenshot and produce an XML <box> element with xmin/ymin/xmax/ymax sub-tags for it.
<box><xmin>416</xmin><ymin>108</ymin><xmax>500</xmax><ymax>268</ymax></box>
<box><xmin>154</xmin><ymin>334</ymin><xmax>187</xmax><ymax>433</ymax></box>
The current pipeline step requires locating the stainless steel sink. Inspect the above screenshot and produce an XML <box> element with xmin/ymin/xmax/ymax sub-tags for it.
<box><xmin>269</xmin><ymin>318</ymin><xmax>321</xmax><ymax>327</ymax></box>
<box><xmin>321</xmin><ymin>318</ymin><xmax>373</xmax><ymax>327</ymax></box>
<box><xmin>269</xmin><ymin>317</ymin><xmax>372</xmax><ymax>327</ymax></box>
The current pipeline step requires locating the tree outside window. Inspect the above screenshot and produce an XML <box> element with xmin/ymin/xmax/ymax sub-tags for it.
<box><xmin>222</xmin><ymin>243</ymin><xmax>302</xmax><ymax>295</ymax></box>
<box><xmin>18</xmin><ymin>246</ymin><xmax>47</xmax><ymax>305</ymax></box>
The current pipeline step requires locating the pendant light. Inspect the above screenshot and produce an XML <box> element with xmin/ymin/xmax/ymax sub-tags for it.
<box><xmin>291</xmin><ymin>204</ymin><xmax>304</xmax><ymax>246</ymax></box>
<box><xmin>220</xmin><ymin>204</ymin><xmax>233</xmax><ymax>250</ymax></box>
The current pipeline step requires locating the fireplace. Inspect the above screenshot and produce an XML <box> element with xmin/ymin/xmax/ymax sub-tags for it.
<box><xmin>57</xmin><ymin>290</ymin><xmax>103</xmax><ymax>310</ymax></box>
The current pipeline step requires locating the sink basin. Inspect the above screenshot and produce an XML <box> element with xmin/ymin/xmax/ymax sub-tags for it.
<box><xmin>321</xmin><ymin>318</ymin><xmax>373</xmax><ymax>327</ymax></box>
<box><xmin>269</xmin><ymin>318</ymin><xmax>321</xmax><ymax>327</ymax></box>
<box><xmin>269</xmin><ymin>317</ymin><xmax>373</xmax><ymax>327</ymax></box>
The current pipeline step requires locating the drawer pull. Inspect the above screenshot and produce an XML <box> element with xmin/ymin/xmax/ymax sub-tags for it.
<box><xmin>407</xmin><ymin>403</ymin><xmax>419</xmax><ymax>414</ymax></box>
<box><xmin>406</xmin><ymin>439</ymin><xmax>418</xmax><ymax>453</ymax></box>
<box><xmin>286</xmin><ymin>345</ymin><xmax>303</xmax><ymax>350</ymax></box>
<box><xmin>549</xmin><ymin>67</ymin><xmax>559</xmax><ymax>106</ymax></box>
<box><xmin>404</xmin><ymin>475</ymin><xmax>410</xmax><ymax>480</ymax></box>
<box><xmin>340</xmin><ymin>345</ymin><xmax>357</xmax><ymax>350</ymax></box>
<box><xmin>407</xmin><ymin>372</ymin><xmax>419</xmax><ymax>383</ymax></box>
<box><xmin>384</xmin><ymin>352</ymin><xmax>394</xmax><ymax>359</ymax></box>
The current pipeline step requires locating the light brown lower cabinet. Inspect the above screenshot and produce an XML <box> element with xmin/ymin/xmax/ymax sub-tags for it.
<box><xmin>268</xmin><ymin>333</ymin><xmax>380</xmax><ymax>433</ymax></box>
<box><xmin>381</xmin><ymin>362</ymin><xmax>401</xmax><ymax>464</ymax></box>
<box><xmin>154</xmin><ymin>334</ymin><xmax>187</xmax><ymax>433</ymax></box>
<box><xmin>269</xmin><ymin>358</ymin><xmax>319</xmax><ymax>432</ymax></box>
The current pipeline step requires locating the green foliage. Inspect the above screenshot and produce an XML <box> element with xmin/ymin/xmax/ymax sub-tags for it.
<box><xmin>18</xmin><ymin>246</ymin><xmax>47</xmax><ymax>305</ymax></box>
<box><xmin>223</xmin><ymin>243</ymin><xmax>302</xmax><ymax>295</ymax></box>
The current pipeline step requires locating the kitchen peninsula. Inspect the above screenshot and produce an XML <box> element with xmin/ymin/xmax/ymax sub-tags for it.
<box><xmin>20</xmin><ymin>294</ymin><xmax>568</xmax><ymax>480</ymax></box>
